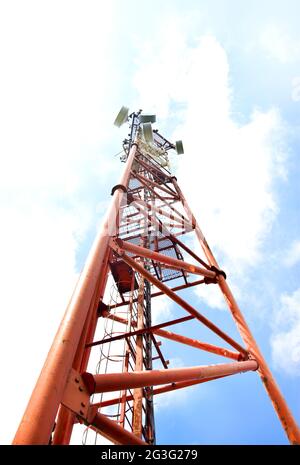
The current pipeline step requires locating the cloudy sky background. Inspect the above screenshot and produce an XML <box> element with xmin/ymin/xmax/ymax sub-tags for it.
<box><xmin>0</xmin><ymin>0</ymin><xmax>300</xmax><ymax>444</ymax></box>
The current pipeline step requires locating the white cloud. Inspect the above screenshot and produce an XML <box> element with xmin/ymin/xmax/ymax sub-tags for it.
<box><xmin>133</xmin><ymin>28</ymin><xmax>287</xmax><ymax>310</ymax></box>
<box><xmin>260</xmin><ymin>23</ymin><xmax>300</xmax><ymax>63</ymax></box>
<box><xmin>151</xmin><ymin>294</ymin><xmax>173</xmax><ymax>325</ymax></box>
<box><xmin>283</xmin><ymin>240</ymin><xmax>300</xmax><ymax>267</ymax></box>
<box><xmin>1</xmin><ymin>3</ymin><xmax>295</xmax><ymax>446</ymax></box>
<box><xmin>132</xmin><ymin>16</ymin><xmax>188</xmax><ymax>119</ymax></box>
<box><xmin>176</xmin><ymin>42</ymin><xmax>285</xmax><ymax>273</ymax></box>
<box><xmin>271</xmin><ymin>287</ymin><xmax>300</xmax><ymax>376</ymax></box>
<box><xmin>0</xmin><ymin>204</ymin><xmax>80</xmax><ymax>444</ymax></box>
<box><xmin>154</xmin><ymin>381</ymin><xmax>191</xmax><ymax>411</ymax></box>
<box><xmin>0</xmin><ymin>1</ymin><xmax>122</xmax><ymax>444</ymax></box>
<box><xmin>153</xmin><ymin>357</ymin><xmax>190</xmax><ymax>410</ymax></box>
<box><xmin>195</xmin><ymin>284</ymin><xmax>227</xmax><ymax>311</ymax></box>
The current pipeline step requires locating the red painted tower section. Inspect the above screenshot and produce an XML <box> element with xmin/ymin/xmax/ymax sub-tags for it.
<box><xmin>13</xmin><ymin>110</ymin><xmax>300</xmax><ymax>445</ymax></box>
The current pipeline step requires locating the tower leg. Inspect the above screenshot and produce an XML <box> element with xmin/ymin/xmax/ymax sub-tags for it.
<box><xmin>173</xmin><ymin>178</ymin><xmax>300</xmax><ymax>445</ymax></box>
<box><xmin>13</xmin><ymin>144</ymin><xmax>137</xmax><ymax>445</ymax></box>
<box><xmin>53</xmin><ymin>246</ymin><xmax>112</xmax><ymax>444</ymax></box>
<box><xmin>218</xmin><ymin>277</ymin><xmax>300</xmax><ymax>444</ymax></box>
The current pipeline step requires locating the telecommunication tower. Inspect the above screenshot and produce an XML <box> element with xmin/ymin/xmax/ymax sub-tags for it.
<box><xmin>13</xmin><ymin>108</ymin><xmax>300</xmax><ymax>445</ymax></box>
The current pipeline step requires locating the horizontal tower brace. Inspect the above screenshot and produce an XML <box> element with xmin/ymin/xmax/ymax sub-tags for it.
<box><xmin>88</xmin><ymin>315</ymin><xmax>195</xmax><ymax>347</ymax></box>
<box><xmin>112</xmin><ymin>279</ymin><xmax>206</xmax><ymax>308</ymax></box>
<box><xmin>91</xmin><ymin>375</ymin><xmax>230</xmax><ymax>410</ymax></box>
<box><xmin>153</xmin><ymin>328</ymin><xmax>242</xmax><ymax>360</ymax></box>
<box><xmin>116</xmin><ymin>251</ymin><xmax>248</xmax><ymax>357</ymax></box>
<box><xmin>112</xmin><ymin>238</ymin><xmax>216</xmax><ymax>279</ymax></box>
<box><xmin>82</xmin><ymin>360</ymin><xmax>258</xmax><ymax>394</ymax></box>
<box><xmin>90</xmin><ymin>315</ymin><xmax>241</xmax><ymax>361</ymax></box>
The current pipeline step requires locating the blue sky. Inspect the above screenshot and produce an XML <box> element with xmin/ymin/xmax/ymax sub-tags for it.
<box><xmin>0</xmin><ymin>0</ymin><xmax>300</xmax><ymax>445</ymax></box>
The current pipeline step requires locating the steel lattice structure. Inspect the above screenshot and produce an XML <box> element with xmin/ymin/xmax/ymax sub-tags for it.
<box><xmin>13</xmin><ymin>110</ymin><xmax>300</xmax><ymax>445</ymax></box>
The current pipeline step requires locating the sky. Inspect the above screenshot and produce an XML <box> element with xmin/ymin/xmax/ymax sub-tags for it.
<box><xmin>0</xmin><ymin>0</ymin><xmax>300</xmax><ymax>445</ymax></box>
